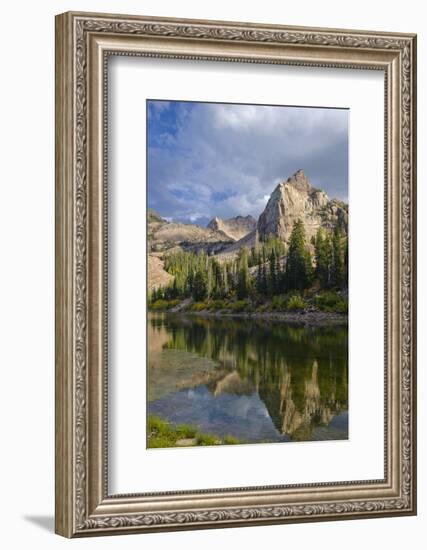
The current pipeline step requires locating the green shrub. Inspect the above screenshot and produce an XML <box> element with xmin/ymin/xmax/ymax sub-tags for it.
<box><xmin>147</xmin><ymin>416</ymin><xmax>177</xmax><ymax>448</ymax></box>
<box><xmin>147</xmin><ymin>416</ymin><xmax>242</xmax><ymax>448</ymax></box>
<box><xmin>229</xmin><ymin>300</ymin><xmax>248</xmax><ymax>312</ymax></box>
<box><xmin>271</xmin><ymin>295</ymin><xmax>287</xmax><ymax>310</ymax></box>
<box><xmin>208</xmin><ymin>299</ymin><xmax>226</xmax><ymax>311</ymax></box>
<box><xmin>150</xmin><ymin>299</ymin><xmax>169</xmax><ymax>311</ymax></box>
<box><xmin>196</xmin><ymin>433</ymin><xmax>219</xmax><ymax>446</ymax></box>
<box><xmin>148</xmin><ymin>436</ymin><xmax>176</xmax><ymax>448</ymax></box>
<box><xmin>149</xmin><ymin>299</ymin><xmax>180</xmax><ymax>311</ymax></box>
<box><xmin>223</xmin><ymin>435</ymin><xmax>240</xmax><ymax>445</ymax></box>
<box><xmin>147</xmin><ymin>415</ymin><xmax>169</xmax><ymax>434</ymax></box>
<box><xmin>315</xmin><ymin>291</ymin><xmax>348</xmax><ymax>313</ymax></box>
<box><xmin>286</xmin><ymin>294</ymin><xmax>307</xmax><ymax>311</ymax></box>
<box><xmin>191</xmin><ymin>301</ymin><xmax>208</xmax><ymax>311</ymax></box>
<box><xmin>175</xmin><ymin>424</ymin><xmax>198</xmax><ymax>438</ymax></box>
<box><xmin>334</xmin><ymin>301</ymin><xmax>348</xmax><ymax>313</ymax></box>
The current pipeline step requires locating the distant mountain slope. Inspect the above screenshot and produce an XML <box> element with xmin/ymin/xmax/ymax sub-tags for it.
<box><xmin>148</xmin><ymin>170</ymin><xmax>348</xmax><ymax>283</ymax></box>
<box><xmin>207</xmin><ymin>215</ymin><xmax>256</xmax><ymax>241</ymax></box>
<box><xmin>148</xmin><ymin>216</ymin><xmax>232</xmax><ymax>254</ymax></box>
<box><xmin>216</xmin><ymin>230</ymin><xmax>257</xmax><ymax>261</ymax></box>
<box><xmin>148</xmin><ymin>208</ymin><xmax>164</xmax><ymax>223</ymax></box>
<box><xmin>148</xmin><ymin>254</ymin><xmax>174</xmax><ymax>291</ymax></box>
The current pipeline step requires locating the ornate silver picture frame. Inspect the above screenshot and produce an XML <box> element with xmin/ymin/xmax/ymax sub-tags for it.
<box><xmin>55</xmin><ymin>11</ymin><xmax>417</xmax><ymax>537</ymax></box>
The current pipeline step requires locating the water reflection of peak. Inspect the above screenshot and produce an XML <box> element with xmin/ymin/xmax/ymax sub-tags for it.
<box><xmin>259</xmin><ymin>359</ymin><xmax>346</xmax><ymax>440</ymax></box>
<box><xmin>212</xmin><ymin>371</ymin><xmax>255</xmax><ymax>397</ymax></box>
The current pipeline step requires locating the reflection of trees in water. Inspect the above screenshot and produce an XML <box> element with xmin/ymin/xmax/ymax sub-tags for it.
<box><xmin>148</xmin><ymin>314</ymin><xmax>348</xmax><ymax>440</ymax></box>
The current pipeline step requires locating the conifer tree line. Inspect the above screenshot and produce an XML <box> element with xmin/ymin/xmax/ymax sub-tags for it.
<box><xmin>150</xmin><ymin>219</ymin><xmax>348</xmax><ymax>303</ymax></box>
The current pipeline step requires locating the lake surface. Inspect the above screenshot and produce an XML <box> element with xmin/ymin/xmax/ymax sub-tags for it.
<box><xmin>147</xmin><ymin>313</ymin><xmax>348</xmax><ymax>446</ymax></box>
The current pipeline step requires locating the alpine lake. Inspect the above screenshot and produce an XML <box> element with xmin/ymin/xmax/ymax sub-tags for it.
<box><xmin>147</xmin><ymin>312</ymin><xmax>348</xmax><ymax>448</ymax></box>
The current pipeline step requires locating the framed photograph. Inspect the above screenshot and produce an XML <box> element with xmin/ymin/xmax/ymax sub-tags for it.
<box><xmin>55</xmin><ymin>11</ymin><xmax>417</xmax><ymax>537</ymax></box>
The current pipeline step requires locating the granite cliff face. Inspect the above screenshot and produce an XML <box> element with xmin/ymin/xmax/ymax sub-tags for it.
<box><xmin>207</xmin><ymin>215</ymin><xmax>256</xmax><ymax>241</ymax></box>
<box><xmin>257</xmin><ymin>169</ymin><xmax>348</xmax><ymax>243</ymax></box>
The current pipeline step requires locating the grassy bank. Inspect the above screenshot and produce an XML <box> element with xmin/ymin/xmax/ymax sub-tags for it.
<box><xmin>147</xmin><ymin>416</ymin><xmax>241</xmax><ymax>448</ymax></box>
<box><xmin>149</xmin><ymin>289</ymin><xmax>348</xmax><ymax>316</ymax></box>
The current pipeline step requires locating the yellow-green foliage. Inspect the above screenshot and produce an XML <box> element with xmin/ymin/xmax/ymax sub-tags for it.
<box><xmin>147</xmin><ymin>415</ymin><xmax>241</xmax><ymax>448</ymax></box>
<box><xmin>271</xmin><ymin>295</ymin><xmax>288</xmax><ymax>310</ymax></box>
<box><xmin>223</xmin><ymin>435</ymin><xmax>240</xmax><ymax>445</ymax></box>
<box><xmin>229</xmin><ymin>300</ymin><xmax>248</xmax><ymax>312</ymax></box>
<box><xmin>195</xmin><ymin>433</ymin><xmax>218</xmax><ymax>446</ymax></box>
<box><xmin>315</xmin><ymin>291</ymin><xmax>348</xmax><ymax>313</ymax></box>
<box><xmin>208</xmin><ymin>299</ymin><xmax>227</xmax><ymax>311</ymax></box>
<box><xmin>150</xmin><ymin>299</ymin><xmax>169</xmax><ymax>311</ymax></box>
<box><xmin>286</xmin><ymin>294</ymin><xmax>307</xmax><ymax>311</ymax></box>
<box><xmin>150</xmin><ymin>299</ymin><xmax>180</xmax><ymax>311</ymax></box>
<box><xmin>191</xmin><ymin>301</ymin><xmax>208</xmax><ymax>311</ymax></box>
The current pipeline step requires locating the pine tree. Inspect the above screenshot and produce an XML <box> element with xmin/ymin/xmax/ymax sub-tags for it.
<box><xmin>268</xmin><ymin>250</ymin><xmax>277</xmax><ymax>296</ymax></box>
<box><xmin>172</xmin><ymin>277</ymin><xmax>178</xmax><ymax>298</ymax></box>
<box><xmin>285</xmin><ymin>219</ymin><xmax>313</xmax><ymax>290</ymax></box>
<box><xmin>275</xmin><ymin>253</ymin><xmax>282</xmax><ymax>293</ymax></box>
<box><xmin>222</xmin><ymin>263</ymin><xmax>229</xmax><ymax>297</ymax></box>
<box><xmin>193</xmin><ymin>269</ymin><xmax>208</xmax><ymax>301</ymax></box>
<box><xmin>226</xmin><ymin>263</ymin><xmax>235</xmax><ymax>293</ymax></box>
<box><xmin>256</xmin><ymin>264</ymin><xmax>263</xmax><ymax>294</ymax></box>
<box><xmin>237</xmin><ymin>247</ymin><xmax>250</xmax><ymax>299</ymax></box>
<box><xmin>210</xmin><ymin>259</ymin><xmax>224</xmax><ymax>298</ymax></box>
<box><xmin>255</xmin><ymin>264</ymin><xmax>265</xmax><ymax>295</ymax></box>
<box><xmin>206</xmin><ymin>260</ymin><xmax>213</xmax><ymax>299</ymax></box>
<box><xmin>332</xmin><ymin>227</ymin><xmax>344</xmax><ymax>287</ymax></box>
<box><xmin>150</xmin><ymin>287</ymin><xmax>157</xmax><ymax>303</ymax></box>
<box><xmin>187</xmin><ymin>269</ymin><xmax>194</xmax><ymax>296</ymax></box>
<box><xmin>314</xmin><ymin>227</ymin><xmax>333</xmax><ymax>288</ymax></box>
<box><xmin>343</xmin><ymin>236</ymin><xmax>349</xmax><ymax>287</ymax></box>
<box><xmin>156</xmin><ymin>287</ymin><xmax>164</xmax><ymax>300</ymax></box>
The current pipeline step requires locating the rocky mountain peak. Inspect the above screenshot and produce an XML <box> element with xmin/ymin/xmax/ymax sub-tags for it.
<box><xmin>257</xmin><ymin>170</ymin><xmax>348</xmax><ymax>243</ymax></box>
<box><xmin>285</xmin><ymin>169</ymin><xmax>311</xmax><ymax>192</ymax></box>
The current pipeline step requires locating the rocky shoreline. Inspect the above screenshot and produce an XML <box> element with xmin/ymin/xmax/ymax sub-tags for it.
<box><xmin>162</xmin><ymin>309</ymin><xmax>348</xmax><ymax>326</ymax></box>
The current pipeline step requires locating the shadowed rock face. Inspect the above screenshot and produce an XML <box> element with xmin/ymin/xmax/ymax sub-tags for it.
<box><xmin>207</xmin><ymin>215</ymin><xmax>256</xmax><ymax>241</ymax></box>
<box><xmin>257</xmin><ymin>169</ymin><xmax>348</xmax><ymax>243</ymax></box>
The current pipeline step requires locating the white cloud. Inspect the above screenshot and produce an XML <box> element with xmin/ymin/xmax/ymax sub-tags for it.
<box><xmin>189</xmin><ymin>213</ymin><xmax>205</xmax><ymax>223</ymax></box>
<box><xmin>148</xmin><ymin>101</ymin><xmax>348</xmax><ymax>224</ymax></box>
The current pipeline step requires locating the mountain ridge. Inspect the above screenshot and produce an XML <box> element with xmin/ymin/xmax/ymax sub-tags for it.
<box><xmin>207</xmin><ymin>214</ymin><xmax>256</xmax><ymax>241</ymax></box>
<box><xmin>148</xmin><ymin>170</ymin><xmax>348</xmax><ymax>284</ymax></box>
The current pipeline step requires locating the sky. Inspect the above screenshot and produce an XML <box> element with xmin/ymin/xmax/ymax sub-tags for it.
<box><xmin>147</xmin><ymin>100</ymin><xmax>348</xmax><ymax>227</ymax></box>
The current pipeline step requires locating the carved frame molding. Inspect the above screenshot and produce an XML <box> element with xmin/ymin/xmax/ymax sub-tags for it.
<box><xmin>55</xmin><ymin>11</ymin><xmax>416</xmax><ymax>537</ymax></box>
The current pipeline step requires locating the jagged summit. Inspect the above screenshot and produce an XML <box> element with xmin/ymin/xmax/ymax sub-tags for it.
<box><xmin>283</xmin><ymin>169</ymin><xmax>312</xmax><ymax>193</ymax></box>
<box><xmin>207</xmin><ymin>214</ymin><xmax>256</xmax><ymax>241</ymax></box>
<box><xmin>257</xmin><ymin>170</ymin><xmax>347</xmax><ymax>243</ymax></box>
